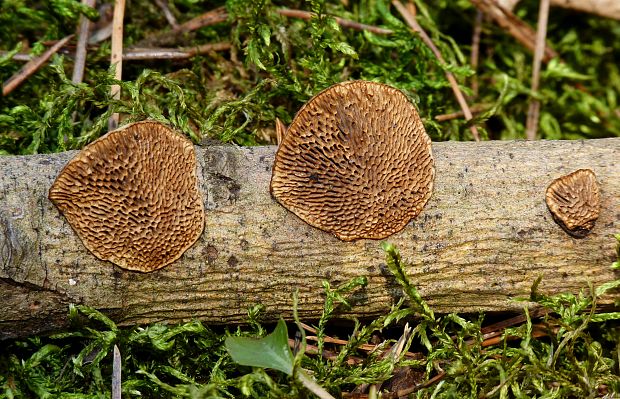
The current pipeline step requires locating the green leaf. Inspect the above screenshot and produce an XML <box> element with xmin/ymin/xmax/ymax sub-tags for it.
<box><xmin>225</xmin><ymin>318</ymin><xmax>294</xmax><ymax>375</ymax></box>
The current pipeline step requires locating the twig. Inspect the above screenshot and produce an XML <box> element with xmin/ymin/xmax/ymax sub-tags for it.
<box><xmin>154</xmin><ymin>0</ymin><xmax>178</xmax><ymax>29</ymax></box>
<box><xmin>175</xmin><ymin>6</ymin><xmax>228</xmax><ymax>33</ymax></box>
<box><xmin>288</xmin><ymin>338</ymin><xmax>363</xmax><ymax>365</ymax></box>
<box><xmin>525</xmin><ymin>0</ymin><xmax>550</xmax><ymax>140</ymax></box>
<box><xmin>277</xmin><ymin>9</ymin><xmax>394</xmax><ymax>35</ymax></box>
<box><xmin>139</xmin><ymin>7</ymin><xmax>228</xmax><ymax>46</ymax></box>
<box><xmin>108</xmin><ymin>0</ymin><xmax>126</xmax><ymax>131</ymax></box>
<box><xmin>2</xmin><ymin>35</ymin><xmax>73</xmax><ymax>96</ymax></box>
<box><xmin>112</xmin><ymin>345</ymin><xmax>121</xmax><ymax>399</ymax></box>
<box><xmin>300</xmin><ymin>322</ymin><xmax>318</xmax><ymax>334</ymax></box>
<box><xmin>124</xmin><ymin>42</ymin><xmax>231</xmax><ymax>60</ymax></box>
<box><xmin>434</xmin><ymin>104</ymin><xmax>489</xmax><ymax>122</ymax></box>
<box><xmin>505</xmin><ymin>0</ymin><xmax>620</xmax><ymax>21</ymax></box>
<box><xmin>341</xmin><ymin>372</ymin><xmax>446</xmax><ymax>399</ymax></box>
<box><xmin>470</xmin><ymin>10</ymin><xmax>483</xmax><ymax>98</ymax></box>
<box><xmin>469</xmin><ymin>0</ymin><xmax>557</xmax><ymax>62</ymax></box>
<box><xmin>1</xmin><ymin>52</ymin><xmax>33</xmax><ymax>62</ymax></box>
<box><xmin>390</xmin><ymin>371</ymin><xmax>446</xmax><ymax>398</ymax></box>
<box><xmin>392</xmin><ymin>0</ymin><xmax>481</xmax><ymax>141</ymax></box>
<box><xmin>480</xmin><ymin>307</ymin><xmax>548</xmax><ymax>334</ymax></box>
<box><xmin>2</xmin><ymin>42</ymin><xmax>231</xmax><ymax>63</ymax></box>
<box><xmin>72</xmin><ymin>0</ymin><xmax>96</xmax><ymax>84</ymax></box>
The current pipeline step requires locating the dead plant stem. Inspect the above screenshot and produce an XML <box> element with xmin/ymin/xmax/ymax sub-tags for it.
<box><xmin>525</xmin><ymin>0</ymin><xmax>550</xmax><ymax>140</ymax></box>
<box><xmin>108</xmin><ymin>0</ymin><xmax>125</xmax><ymax>131</ymax></box>
<box><xmin>393</xmin><ymin>0</ymin><xmax>481</xmax><ymax>141</ymax></box>
<box><xmin>277</xmin><ymin>9</ymin><xmax>393</xmax><ymax>35</ymax></box>
<box><xmin>2</xmin><ymin>35</ymin><xmax>74</xmax><ymax>96</ymax></box>
<box><xmin>72</xmin><ymin>0</ymin><xmax>96</xmax><ymax>84</ymax></box>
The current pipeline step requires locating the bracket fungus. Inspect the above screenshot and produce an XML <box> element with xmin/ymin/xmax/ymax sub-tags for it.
<box><xmin>545</xmin><ymin>169</ymin><xmax>600</xmax><ymax>238</ymax></box>
<box><xmin>270</xmin><ymin>80</ymin><xmax>434</xmax><ymax>241</ymax></box>
<box><xmin>49</xmin><ymin>121</ymin><xmax>205</xmax><ymax>272</ymax></box>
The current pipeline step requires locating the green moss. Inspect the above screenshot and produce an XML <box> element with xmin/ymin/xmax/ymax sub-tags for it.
<box><xmin>2</xmin><ymin>239</ymin><xmax>619</xmax><ymax>398</ymax></box>
<box><xmin>1</xmin><ymin>0</ymin><xmax>619</xmax><ymax>154</ymax></box>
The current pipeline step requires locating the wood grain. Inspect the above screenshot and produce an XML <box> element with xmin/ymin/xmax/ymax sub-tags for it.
<box><xmin>1</xmin><ymin>139</ymin><xmax>619</xmax><ymax>339</ymax></box>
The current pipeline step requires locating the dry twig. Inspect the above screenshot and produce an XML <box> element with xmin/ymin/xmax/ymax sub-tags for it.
<box><xmin>2</xmin><ymin>42</ymin><xmax>231</xmax><ymax>64</ymax></box>
<box><xmin>139</xmin><ymin>7</ymin><xmax>228</xmax><ymax>46</ymax></box>
<box><xmin>341</xmin><ymin>372</ymin><xmax>446</xmax><ymax>399</ymax></box>
<box><xmin>72</xmin><ymin>0</ymin><xmax>96</xmax><ymax>84</ymax></box>
<box><xmin>154</xmin><ymin>0</ymin><xmax>179</xmax><ymax>29</ymax></box>
<box><xmin>525</xmin><ymin>0</ymin><xmax>550</xmax><ymax>140</ymax></box>
<box><xmin>108</xmin><ymin>0</ymin><xmax>126</xmax><ymax>131</ymax></box>
<box><xmin>393</xmin><ymin>0</ymin><xmax>481</xmax><ymax>141</ymax></box>
<box><xmin>470</xmin><ymin>0</ymin><xmax>557</xmax><ymax>62</ymax></box>
<box><xmin>112</xmin><ymin>345</ymin><xmax>121</xmax><ymax>399</ymax></box>
<box><xmin>277</xmin><ymin>8</ymin><xmax>394</xmax><ymax>35</ymax></box>
<box><xmin>470</xmin><ymin>10</ymin><xmax>483</xmax><ymax>98</ymax></box>
<box><xmin>434</xmin><ymin>104</ymin><xmax>489</xmax><ymax>122</ymax></box>
<box><xmin>500</xmin><ymin>0</ymin><xmax>620</xmax><ymax>20</ymax></box>
<box><xmin>2</xmin><ymin>35</ymin><xmax>74</xmax><ymax>96</ymax></box>
<box><xmin>124</xmin><ymin>42</ymin><xmax>231</xmax><ymax>60</ymax></box>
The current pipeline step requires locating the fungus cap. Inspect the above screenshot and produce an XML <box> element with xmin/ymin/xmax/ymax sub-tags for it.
<box><xmin>545</xmin><ymin>169</ymin><xmax>600</xmax><ymax>238</ymax></box>
<box><xmin>49</xmin><ymin>121</ymin><xmax>205</xmax><ymax>272</ymax></box>
<box><xmin>270</xmin><ymin>80</ymin><xmax>434</xmax><ymax>241</ymax></box>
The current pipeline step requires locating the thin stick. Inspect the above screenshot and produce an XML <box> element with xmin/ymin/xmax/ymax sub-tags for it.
<box><xmin>470</xmin><ymin>10</ymin><xmax>483</xmax><ymax>98</ymax></box>
<box><xmin>72</xmin><ymin>0</ymin><xmax>96</xmax><ymax>84</ymax></box>
<box><xmin>108</xmin><ymin>0</ymin><xmax>126</xmax><ymax>131</ymax></box>
<box><xmin>3</xmin><ymin>42</ymin><xmax>231</xmax><ymax>63</ymax></box>
<box><xmin>341</xmin><ymin>372</ymin><xmax>446</xmax><ymax>399</ymax></box>
<box><xmin>112</xmin><ymin>345</ymin><xmax>121</xmax><ymax>399</ymax></box>
<box><xmin>124</xmin><ymin>42</ymin><xmax>231</xmax><ymax>60</ymax></box>
<box><xmin>277</xmin><ymin>9</ymin><xmax>394</xmax><ymax>35</ymax></box>
<box><xmin>525</xmin><ymin>0</ymin><xmax>550</xmax><ymax>140</ymax></box>
<box><xmin>2</xmin><ymin>35</ymin><xmax>73</xmax><ymax>96</ymax></box>
<box><xmin>434</xmin><ymin>104</ymin><xmax>489</xmax><ymax>122</ymax></box>
<box><xmin>138</xmin><ymin>7</ymin><xmax>228</xmax><ymax>46</ymax></box>
<box><xmin>470</xmin><ymin>0</ymin><xmax>557</xmax><ymax>62</ymax></box>
<box><xmin>1</xmin><ymin>52</ymin><xmax>33</xmax><ymax>62</ymax></box>
<box><xmin>175</xmin><ymin>6</ymin><xmax>228</xmax><ymax>33</ymax></box>
<box><xmin>391</xmin><ymin>372</ymin><xmax>446</xmax><ymax>398</ymax></box>
<box><xmin>154</xmin><ymin>0</ymin><xmax>178</xmax><ymax>29</ymax></box>
<box><xmin>393</xmin><ymin>0</ymin><xmax>480</xmax><ymax>141</ymax></box>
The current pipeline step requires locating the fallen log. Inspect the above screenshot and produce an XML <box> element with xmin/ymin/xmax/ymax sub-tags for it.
<box><xmin>1</xmin><ymin>138</ymin><xmax>619</xmax><ymax>339</ymax></box>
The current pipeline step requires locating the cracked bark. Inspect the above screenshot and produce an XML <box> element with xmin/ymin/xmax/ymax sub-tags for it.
<box><xmin>1</xmin><ymin>139</ymin><xmax>619</xmax><ymax>339</ymax></box>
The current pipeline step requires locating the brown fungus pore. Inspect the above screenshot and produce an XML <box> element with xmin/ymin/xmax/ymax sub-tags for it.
<box><xmin>49</xmin><ymin>121</ymin><xmax>205</xmax><ymax>272</ymax></box>
<box><xmin>270</xmin><ymin>80</ymin><xmax>434</xmax><ymax>241</ymax></box>
<box><xmin>545</xmin><ymin>169</ymin><xmax>600</xmax><ymax>238</ymax></box>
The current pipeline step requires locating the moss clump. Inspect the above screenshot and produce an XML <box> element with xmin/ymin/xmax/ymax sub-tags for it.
<box><xmin>1</xmin><ymin>241</ymin><xmax>619</xmax><ymax>398</ymax></box>
<box><xmin>1</xmin><ymin>0</ymin><xmax>619</xmax><ymax>154</ymax></box>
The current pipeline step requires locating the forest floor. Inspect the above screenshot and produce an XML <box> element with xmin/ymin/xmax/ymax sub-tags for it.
<box><xmin>1</xmin><ymin>0</ymin><xmax>619</xmax><ymax>397</ymax></box>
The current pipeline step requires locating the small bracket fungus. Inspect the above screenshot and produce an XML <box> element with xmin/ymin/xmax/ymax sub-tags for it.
<box><xmin>270</xmin><ymin>80</ymin><xmax>435</xmax><ymax>241</ymax></box>
<box><xmin>545</xmin><ymin>169</ymin><xmax>600</xmax><ymax>238</ymax></box>
<box><xmin>49</xmin><ymin>121</ymin><xmax>205</xmax><ymax>272</ymax></box>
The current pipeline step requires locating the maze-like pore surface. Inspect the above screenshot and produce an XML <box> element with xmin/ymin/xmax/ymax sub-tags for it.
<box><xmin>545</xmin><ymin>169</ymin><xmax>600</xmax><ymax>238</ymax></box>
<box><xmin>49</xmin><ymin>121</ymin><xmax>204</xmax><ymax>272</ymax></box>
<box><xmin>271</xmin><ymin>81</ymin><xmax>435</xmax><ymax>241</ymax></box>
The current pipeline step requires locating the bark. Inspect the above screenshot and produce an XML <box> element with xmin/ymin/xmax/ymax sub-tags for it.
<box><xmin>1</xmin><ymin>139</ymin><xmax>619</xmax><ymax>340</ymax></box>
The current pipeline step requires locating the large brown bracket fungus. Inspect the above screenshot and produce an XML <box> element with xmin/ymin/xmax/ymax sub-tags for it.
<box><xmin>545</xmin><ymin>169</ymin><xmax>601</xmax><ymax>238</ymax></box>
<box><xmin>49</xmin><ymin>121</ymin><xmax>205</xmax><ymax>272</ymax></box>
<box><xmin>270</xmin><ymin>80</ymin><xmax>435</xmax><ymax>241</ymax></box>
